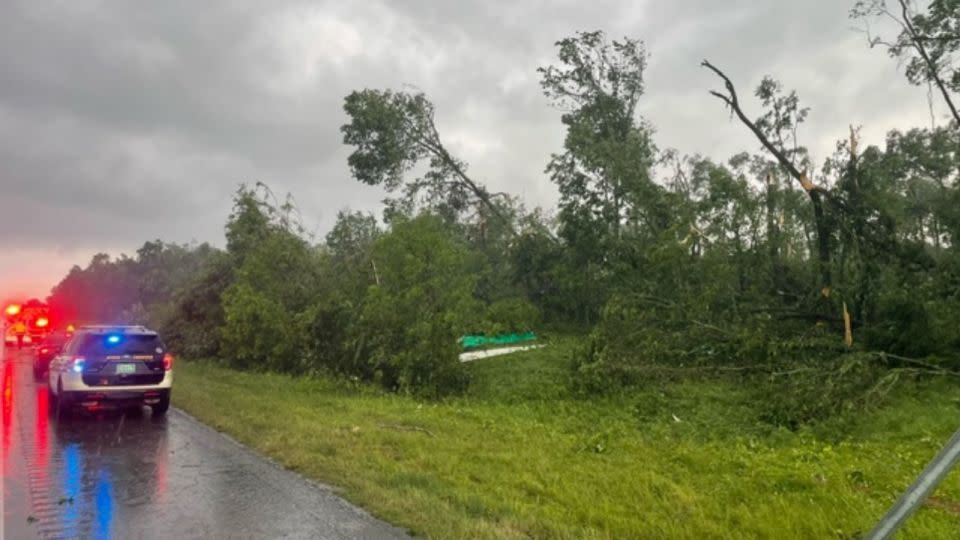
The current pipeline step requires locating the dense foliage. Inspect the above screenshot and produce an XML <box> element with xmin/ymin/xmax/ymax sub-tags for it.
<box><xmin>45</xmin><ymin>20</ymin><xmax>960</xmax><ymax>417</ymax></box>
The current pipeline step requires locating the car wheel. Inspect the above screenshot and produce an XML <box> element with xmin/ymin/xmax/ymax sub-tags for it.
<box><xmin>152</xmin><ymin>390</ymin><xmax>171</xmax><ymax>417</ymax></box>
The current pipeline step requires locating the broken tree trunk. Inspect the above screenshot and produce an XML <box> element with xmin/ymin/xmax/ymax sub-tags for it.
<box><xmin>702</xmin><ymin>60</ymin><xmax>832</xmax><ymax>300</ymax></box>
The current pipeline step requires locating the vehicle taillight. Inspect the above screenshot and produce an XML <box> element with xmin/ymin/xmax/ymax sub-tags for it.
<box><xmin>162</xmin><ymin>353</ymin><xmax>174</xmax><ymax>371</ymax></box>
<box><xmin>40</xmin><ymin>347</ymin><xmax>49</xmax><ymax>354</ymax></box>
<box><xmin>71</xmin><ymin>357</ymin><xmax>86</xmax><ymax>373</ymax></box>
<box><xmin>35</xmin><ymin>317</ymin><xmax>49</xmax><ymax>328</ymax></box>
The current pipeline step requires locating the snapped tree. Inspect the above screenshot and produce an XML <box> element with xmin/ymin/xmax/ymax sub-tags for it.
<box><xmin>341</xmin><ymin>89</ymin><xmax>521</xmax><ymax>237</ymax></box>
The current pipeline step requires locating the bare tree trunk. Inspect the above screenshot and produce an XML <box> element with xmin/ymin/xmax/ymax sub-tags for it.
<box><xmin>734</xmin><ymin>228</ymin><xmax>746</xmax><ymax>293</ymax></box>
<box><xmin>614</xmin><ymin>186</ymin><xmax>622</xmax><ymax>240</ymax></box>
<box><xmin>765</xmin><ymin>172</ymin><xmax>782</xmax><ymax>294</ymax></box>
<box><xmin>810</xmin><ymin>197</ymin><xmax>831</xmax><ymax>296</ymax></box>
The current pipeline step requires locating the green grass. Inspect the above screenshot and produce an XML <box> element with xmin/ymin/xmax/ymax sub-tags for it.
<box><xmin>174</xmin><ymin>339</ymin><xmax>960</xmax><ymax>539</ymax></box>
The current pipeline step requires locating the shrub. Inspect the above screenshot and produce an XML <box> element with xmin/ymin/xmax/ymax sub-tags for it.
<box><xmin>350</xmin><ymin>215</ymin><xmax>479</xmax><ymax>396</ymax></box>
<box><xmin>161</xmin><ymin>253</ymin><xmax>233</xmax><ymax>359</ymax></box>
<box><xmin>483</xmin><ymin>297</ymin><xmax>541</xmax><ymax>335</ymax></box>
<box><xmin>219</xmin><ymin>283</ymin><xmax>296</xmax><ymax>371</ymax></box>
<box><xmin>864</xmin><ymin>294</ymin><xmax>936</xmax><ymax>357</ymax></box>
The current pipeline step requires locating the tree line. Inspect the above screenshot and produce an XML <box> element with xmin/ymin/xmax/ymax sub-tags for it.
<box><xmin>46</xmin><ymin>3</ymin><xmax>960</xmax><ymax>422</ymax></box>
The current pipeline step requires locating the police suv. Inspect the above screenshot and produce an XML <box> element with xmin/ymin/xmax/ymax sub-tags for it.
<box><xmin>47</xmin><ymin>325</ymin><xmax>174</xmax><ymax>415</ymax></box>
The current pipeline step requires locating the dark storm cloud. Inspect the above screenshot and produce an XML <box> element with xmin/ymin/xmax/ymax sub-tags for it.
<box><xmin>2</xmin><ymin>3</ymin><xmax>300</xmax><ymax>159</ymax></box>
<box><xmin>0</xmin><ymin>0</ymin><xmax>938</xmax><ymax>296</ymax></box>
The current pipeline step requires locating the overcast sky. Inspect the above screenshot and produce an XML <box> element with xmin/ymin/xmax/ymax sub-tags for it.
<box><xmin>0</xmin><ymin>0</ymin><xmax>946</xmax><ymax>300</ymax></box>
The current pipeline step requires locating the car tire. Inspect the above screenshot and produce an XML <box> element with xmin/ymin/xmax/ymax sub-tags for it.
<box><xmin>152</xmin><ymin>390</ymin><xmax>170</xmax><ymax>417</ymax></box>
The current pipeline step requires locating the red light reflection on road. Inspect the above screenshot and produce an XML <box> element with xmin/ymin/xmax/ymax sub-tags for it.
<box><xmin>35</xmin><ymin>384</ymin><xmax>49</xmax><ymax>480</ymax></box>
<box><xmin>2</xmin><ymin>360</ymin><xmax>13</xmax><ymax>474</ymax></box>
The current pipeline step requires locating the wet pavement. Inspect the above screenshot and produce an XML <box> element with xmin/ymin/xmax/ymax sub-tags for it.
<box><xmin>1</xmin><ymin>351</ymin><xmax>409</xmax><ymax>539</ymax></box>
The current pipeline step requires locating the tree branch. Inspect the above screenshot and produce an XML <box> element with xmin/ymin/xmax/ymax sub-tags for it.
<box><xmin>407</xmin><ymin>110</ymin><xmax>559</xmax><ymax>244</ymax></box>
<box><xmin>701</xmin><ymin>60</ymin><xmax>809</xmax><ymax>185</ymax></box>
<box><xmin>708</xmin><ymin>90</ymin><xmax>732</xmax><ymax>107</ymax></box>
<box><xmin>871</xmin><ymin>351</ymin><xmax>960</xmax><ymax>377</ymax></box>
<box><xmin>897</xmin><ymin>0</ymin><xmax>960</xmax><ymax>126</ymax></box>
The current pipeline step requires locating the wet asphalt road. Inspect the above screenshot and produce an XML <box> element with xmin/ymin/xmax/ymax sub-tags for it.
<box><xmin>1</xmin><ymin>352</ymin><xmax>409</xmax><ymax>539</ymax></box>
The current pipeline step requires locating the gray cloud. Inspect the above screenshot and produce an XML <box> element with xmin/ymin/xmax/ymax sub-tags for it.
<box><xmin>0</xmin><ymin>0</ymin><xmax>939</xmax><ymax>297</ymax></box>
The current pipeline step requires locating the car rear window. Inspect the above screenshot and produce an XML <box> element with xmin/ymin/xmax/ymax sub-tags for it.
<box><xmin>77</xmin><ymin>334</ymin><xmax>164</xmax><ymax>356</ymax></box>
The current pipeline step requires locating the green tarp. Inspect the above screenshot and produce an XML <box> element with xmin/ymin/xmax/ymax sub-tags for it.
<box><xmin>460</xmin><ymin>332</ymin><xmax>537</xmax><ymax>349</ymax></box>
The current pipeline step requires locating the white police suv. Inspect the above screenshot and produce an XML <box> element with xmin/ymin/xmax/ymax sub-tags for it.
<box><xmin>47</xmin><ymin>325</ymin><xmax>174</xmax><ymax>416</ymax></box>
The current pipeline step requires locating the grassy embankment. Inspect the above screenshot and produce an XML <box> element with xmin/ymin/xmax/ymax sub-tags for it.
<box><xmin>174</xmin><ymin>338</ymin><xmax>960</xmax><ymax>539</ymax></box>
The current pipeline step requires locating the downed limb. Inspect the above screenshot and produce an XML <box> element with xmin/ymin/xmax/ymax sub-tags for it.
<box><xmin>609</xmin><ymin>359</ymin><xmax>960</xmax><ymax>379</ymax></box>
<box><xmin>868</xmin><ymin>352</ymin><xmax>960</xmax><ymax>377</ymax></box>
<box><xmin>743</xmin><ymin>306</ymin><xmax>848</xmax><ymax>325</ymax></box>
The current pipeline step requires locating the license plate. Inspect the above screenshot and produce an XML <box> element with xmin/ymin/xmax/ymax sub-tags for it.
<box><xmin>115</xmin><ymin>363</ymin><xmax>136</xmax><ymax>375</ymax></box>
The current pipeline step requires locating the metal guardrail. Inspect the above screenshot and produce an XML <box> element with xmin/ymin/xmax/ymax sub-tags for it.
<box><xmin>867</xmin><ymin>427</ymin><xmax>960</xmax><ymax>539</ymax></box>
